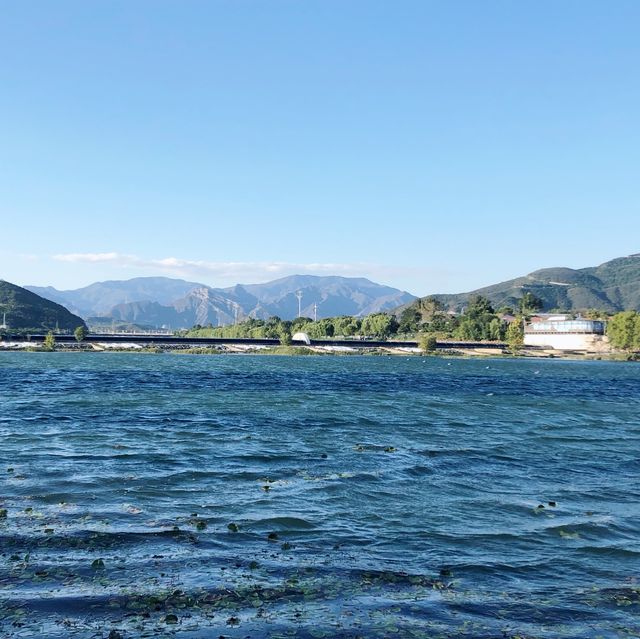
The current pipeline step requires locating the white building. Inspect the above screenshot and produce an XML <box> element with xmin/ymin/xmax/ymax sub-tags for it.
<box><xmin>524</xmin><ymin>318</ymin><xmax>608</xmax><ymax>351</ymax></box>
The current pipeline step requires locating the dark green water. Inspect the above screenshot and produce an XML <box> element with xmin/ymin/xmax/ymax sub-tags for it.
<box><xmin>1</xmin><ymin>352</ymin><xmax>639</xmax><ymax>638</ymax></box>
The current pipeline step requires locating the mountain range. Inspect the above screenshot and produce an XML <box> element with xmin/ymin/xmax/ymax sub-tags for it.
<box><xmin>0</xmin><ymin>280</ymin><xmax>86</xmax><ymax>331</ymax></box>
<box><xmin>16</xmin><ymin>253</ymin><xmax>640</xmax><ymax>331</ymax></box>
<box><xmin>27</xmin><ymin>275</ymin><xmax>416</xmax><ymax>329</ymax></box>
<box><xmin>429</xmin><ymin>254</ymin><xmax>640</xmax><ymax>313</ymax></box>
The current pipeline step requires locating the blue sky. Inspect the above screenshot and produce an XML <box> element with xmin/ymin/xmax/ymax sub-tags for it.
<box><xmin>1</xmin><ymin>1</ymin><xmax>639</xmax><ymax>295</ymax></box>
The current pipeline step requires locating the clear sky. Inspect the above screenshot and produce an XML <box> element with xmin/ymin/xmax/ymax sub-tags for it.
<box><xmin>1</xmin><ymin>1</ymin><xmax>639</xmax><ymax>296</ymax></box>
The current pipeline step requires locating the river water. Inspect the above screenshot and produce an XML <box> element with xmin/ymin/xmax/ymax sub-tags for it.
<box><xmin>0</xmin><ymin>352</ymin><xmax>639</xmax><ymax>638</ymax></box>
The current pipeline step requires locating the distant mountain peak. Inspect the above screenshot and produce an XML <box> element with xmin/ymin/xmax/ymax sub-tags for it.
<box><xmin>27</xmin><ymin>274</ymin><xmax>416</xmax><ymax>329</ymax></box>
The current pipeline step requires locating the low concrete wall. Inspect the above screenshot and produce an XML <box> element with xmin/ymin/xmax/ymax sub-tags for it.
<box><xmin>524</xmin><ymin>333</ymin><xmax>610</xmax><ymax>352</ymax></box>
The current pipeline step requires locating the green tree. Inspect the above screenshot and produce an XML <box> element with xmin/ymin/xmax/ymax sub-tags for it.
<box><xmin>416</xmin><ymin>297</ymin><xmax>445</xmax><ymax>322</ymax></box>
<box><xmin>465</xmin><ymin>295</ymin><xmax>495</xmax><ymax>317</ymax></box>
<box><xmin>291</xmin><ymin>317</ymin><xmax>312</xmax><ymax>332</ymax></box>
<box><xmin>303</xmin><ymin>319</ymin><xmax>329</xmax><ymax>339</ymax></box>
<box><xmin>427</xmin><ymin>311</ymin><xmax>457</xmax><ymax>336</ymax></box>
<box><xmin>334</xmin><ymin>316</ymin><xmax>361</xmax><ymax>336</ymax></box>
<box><xmin>496</xmin><ymin>305</ymin><xmax>515</xmax><ymax>316</ymax></box>
<box><xmin>262</xmin><ymin>316</ymin><xmax>286</xmax><ymax>339</ymax></box>
<box><xmin>456</xmin><ymin>318</ymin><xmax>480</xmax><ymax>341</ymax></box>
<box><xmin>278</xmin><ymin>326</ymin><xmax>292</xmax><ymax>346</ymax></box>
<box><xmin>455</xmin><ymin>296</ymin><xmax>504</xmax><ymax>341</ymax></box>
<box><xmin>607</xmin><ymin>311</ymin><xmax>638</xmax><ymax>351</ymax></box>
<box><xmin>74</xmin><ymin>326</ymin><xmax>88</xmax><ymax>342</ymax></box>
<box><xmin>505</xmin><ymin>317</ymin><xmax>524</xmax><ymax>354</ymax></box>
<box><xmin>418</xmin><ymin>333</ymin><xmax>437</xmax><ymax>353</ymax></box>
<box><xmin>518</xmin><ymin>291</ymin><xmax>543</xmax><ymax>316</ymax></box>
<box><xmin>319</xmin><ymin>319</ymin><xmax>335</xmax><ymax>337</ymax></box>
<box><xmin>634</xmin><ymin>314</ymin><xmax>640</xmax><ymax>352</ymax></box>
<box><xmin>43</xmin><ymin>331</ymin><xmax>56</xmax><ymax>351</ymax></box>
<box><xmin>488</xmin><ymin>317</ymin><xmax>505</xmax><ymax>341</ymax></box>
<box><xmin>584</xmin><ymin>308</ymin><xmax>607</xmax><ymax>320</ymax></box>
<box><xmin>398</xmin><ymin>307</ymin><xmax>421</xmax><ymax>334</ymax></box>
<box><xmin>360</xmin><ymin>313</ymin><xmax>399</xmax><ymax>339</ymax></box>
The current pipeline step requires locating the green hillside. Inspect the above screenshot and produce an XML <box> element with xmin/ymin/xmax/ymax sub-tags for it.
<box><xmin>421</xmin><ymin>254</ymin><xmax>640</xmax><ymax>313</ymax></box>
<box><xmin>0</xmin><ymin>280</ymin><xmax>87</xmax><ymax>331</ymax></box>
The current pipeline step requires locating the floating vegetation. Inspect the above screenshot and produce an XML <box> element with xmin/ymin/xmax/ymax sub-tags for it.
<box><xmin>601</xmin><ymin>587</ymin><xmax>640</xmax><ymax>606</ymax></box>
<box><xmin>354</xmin><ymin>443</ymin><xmax>399</xmax><ymax>454</ymax></box>
<box><xmin>186</xmin><ymin>515</ymin><xmax>208</xmax><ymax>531</ymax></box>
<box><xmin>558</xmin><ymin>529</ymin><xmax>580</xmax><ymax>539</ymax></box>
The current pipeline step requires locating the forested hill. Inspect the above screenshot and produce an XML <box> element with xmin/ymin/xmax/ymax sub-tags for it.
<box><xmin>424</xmin><ymin>254</ymin><xmax>640</xmax><ymax>313</ymax></box>
<box><xmin>0</xmin><ymin>280</ymin><xmax>86</xmax><ymax>331</ymax></box>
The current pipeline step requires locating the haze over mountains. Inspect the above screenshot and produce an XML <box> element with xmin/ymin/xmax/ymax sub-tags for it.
<box><xmin>430</xmin><ymin>254</ymin><xmax>640</xmax><ymax>313</ymax></box>
<box><xmin>27</xmin><ymin>275</ymin><xmax>416</xmax><ymax>329</ymax></box>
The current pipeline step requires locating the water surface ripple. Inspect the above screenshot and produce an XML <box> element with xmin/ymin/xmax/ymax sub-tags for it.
<box><xmin>1</xmin><ymin>353</ymin><xmax>639</xmax><ymax>638</ymax></box>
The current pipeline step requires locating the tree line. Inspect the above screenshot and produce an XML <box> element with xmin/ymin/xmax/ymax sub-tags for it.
<box><xmin>607</xmin><ymin>311</ymin><xmax>640</xmax><ymax>352</ymax></box>
<box><xmin>185</xmin><ymin>295</ymin><xmax>530</xmax><ymax>344</ymax></box>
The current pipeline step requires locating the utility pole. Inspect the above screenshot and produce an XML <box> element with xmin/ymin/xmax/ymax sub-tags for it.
<box><xmin>295</xmin><ymin>290</ymin><xmax>303</xmax><ymax>318</ymax></box>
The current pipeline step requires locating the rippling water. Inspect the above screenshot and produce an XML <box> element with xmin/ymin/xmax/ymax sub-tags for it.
<box><xmin>1</xmin><ymin>352</ymin><xmax>639</xmax><ymax>638</ymax></box>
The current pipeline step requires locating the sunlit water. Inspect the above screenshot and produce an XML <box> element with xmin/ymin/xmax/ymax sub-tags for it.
<box><xmin>1</xmin><ymin>352</ymin><xmax>639</xmax><ymax>638</ymax></box>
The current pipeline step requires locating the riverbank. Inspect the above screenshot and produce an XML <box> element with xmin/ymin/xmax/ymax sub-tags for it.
<box><xmin>1</xmin><ymin>340</ymin><xmax>635</xmax><ymax>360</ymax></box>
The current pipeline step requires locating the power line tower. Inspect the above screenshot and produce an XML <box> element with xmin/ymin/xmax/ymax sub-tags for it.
<box><xmin>295</xmin><ymin>290</ymin><xmax>303</xmax><ymax>318</ymax></box>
